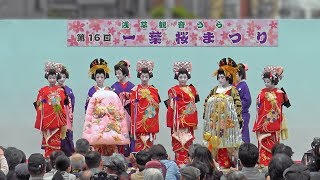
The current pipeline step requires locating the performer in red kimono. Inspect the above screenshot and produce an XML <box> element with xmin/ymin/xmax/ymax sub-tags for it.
<box><xmin>165</xmin><ymin>61</ymin><xmax>200</xmax><ymax>167</ymax></box>
<box><xmin>203</xmin><ymin>58</ymin><xmax>243</xmax><ymax>169</ymax></box>
<box><xmin>253</xmin><ymin>65</ymin><xmax>291</xmax><ymax>167</ymax></box>
<box><xmin>130</xmin><ymin>60</ymin><xmax>160</xmax><ymax>152</ymax></box>
<box><xmin>33</xmin><ymin>61</ymin><xmax>67</xmax><ymax>157</ymax></box>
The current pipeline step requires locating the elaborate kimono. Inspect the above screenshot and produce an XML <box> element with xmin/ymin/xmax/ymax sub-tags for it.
<box><xmin>111</xmin><ymin>81</ymin><xmax>135</xmax><ymax>156</ymax></box>
<box><xmin>60</xmin><ymin>85</ymin><xmax>75</xmax><ymax>156</ymax></box>
<box><xmin>236</xmin><ymin>81</ymin><xmax>252</xmax><ymax>143</ymax></box>
<box><xmin>203</xmin><ymin>85</ymin><xmax>242</xmax><ymax>168</ymax></box>
<box><xmin>83</xmin><ymin>89</ymin><xmax>130</xmax><ymax>156</ymax></box>
<box><xmin>34</xmin><ymin>85</ymin><xmax>67</xmax><ymax>157</ymax></box>
<box><xmin>253</xmin><ymin>87</ymin><xmax>290</xmax><ymax>166</ymax></box>
<box><xmin>85</xmin><ymin>86</ymin><xmax>110</xmax><ymax>113</ymax></box>
<box><xmin>130</xmin><ymin>85</ymin><xmax>160</xmax><ymax>151</ymax></box>
<box><xmin>166</xmin><ymin>84</ymin><xmax>199</xmax><ymax>166</ymax></box>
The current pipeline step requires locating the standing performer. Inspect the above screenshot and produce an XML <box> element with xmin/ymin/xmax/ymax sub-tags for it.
<box><xmin>111</xmin><ymin>60</ymin><xmax>135</xmax><ymax>156</ymax></box>
<box><xmin>34</xmin><ymin>61</ymin><xmax>67</xmax><ymax>157</ymax></box>
<box><xmin>203</xmin><ymin>58</ymin><xmax>243</xmax><ymax>169</ymax></box>
<box><xmin>57</xmin><ymin>65</ymin><xmax>75</xmax><ymax>156</ymax></box>
<box><xmin>130</xmin><ymin>60</ymin><xmax>161</xmax><ymax>151</ymax></box>
<box><xmin>83</xmin><ymin>58</ymin><xmax>130</xmax><ymax>156</ymax></box>
<box><xmin>235</xmin><ymin>63</ymin><xmax>252</xmax><ymax>143</ymax></box>
<box><xmin>253</xmin><ymin>65</ymin><xmax>291</xmax><ymax>167</ymax></box>
<box><xmin>165</xmin><ymin>61</ymin><xmax>200</xmax><ymax>167</ymax></box>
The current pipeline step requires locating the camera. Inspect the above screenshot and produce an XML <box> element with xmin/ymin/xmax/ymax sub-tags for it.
<box><xmin>90</xmin><ymin>172</ymin><xmax>119</xmax><ymax>180</ymax></box>
<box><xmin>302</xmin><ymin>137</ymin><xmax>320</xmax><ymax>172</ymax></box>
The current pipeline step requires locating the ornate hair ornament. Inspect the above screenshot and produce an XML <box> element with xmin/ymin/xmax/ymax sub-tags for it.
<box><xmin>44</xmin><ymin>61</ymin><xmax>63</xmax><ymax>74</ymax></box>
<box><xmin>213</xmin><ymin>57</ymin><xmax>238</xmax><ymax>83</ymax></box>
<box><xmin>173</xmin><ymin>61</ymin><xmax>192</xmax><ymax>74</ymax></box>
<box><xmin>136</xmin><ymin>60</ymin><xmax>154</xmax><ymax>73</ymax></box>
<box><xmin>116</xmin><ymin>60</ymin><xmax>131</xmax><ymax>78</ymax></box>
<box><xmin>262</xmin><ymin>65</ymin><xmax>284</xmax><ymax>80</ymax></box>
<box><xmin>88</xmin><ymin>58</ymin><xmax>110</xmax><ymax>76</ymax></box>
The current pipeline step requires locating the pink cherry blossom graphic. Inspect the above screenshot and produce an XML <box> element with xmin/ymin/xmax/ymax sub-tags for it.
<box><xmin>67</xmin><ymin>35</ymin><xmax>78</xmax><ymax>46</ymax></box>
<box><xmin>108</xmin><ymin>27</ymin><xmax>116</xmax><ymax>35</ymax></box>
<box><xmin>89</xmin><ymin>20</ymin><xmax>103</xmax><ymax>32</ymax></box>
<box><xmin>136</xmin><ymin>34</ymin><xmax>146</xmax><ymax>43</ymax></box>
<box><xmin>113</xmin><ymin>38</ymin><xmax>120</xmax><ymax>45</ymax></box>
<box><xmin>267</xmin><ymin>29</ymin><xmax>278</xmax><ymax>45</ymax></box>
<box><xmin>236</xmin><ymin>24</ymin><xmax>242</xmax><ymax>31</ymax></box>
<box><xmin>107</xmin><ymin>20</ymin><xmax>112</xmax><ymax>25</ymax></box>
<box><xmin>269</xmin><ymin>21</ymin><xmax>278</xmax><ymax>29</ymax></box>
<box><xmin>219</xmin><ymin>40</ymin><xmax>225</xmax><ymax>45</ymax></box>
<box><xmin>221</xmin><ymin>31</ymin><xmax>229</xmax><ymax>40</ymax></box>
<box><xmin>68</xmin><ymin>21</ymin><xmax>85</xmax><ymax>33</ymax></box>
<box><xmin>190</xmin><ymin>32</ymin><xmax>197</xmax><ymax>41</ymax></box>
<box><xmin>246</xmin><ymin>28</ymin><xmax>255</xmax><ymax>37</ymax></box>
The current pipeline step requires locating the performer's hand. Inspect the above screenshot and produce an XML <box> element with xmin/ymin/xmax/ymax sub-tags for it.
<box><xmin>129</xmin><ymin>153</ymin><xmax>138</xmax><ymax>169</ymax></box>
<box><xmin>239</xmin><ymin>121</ymin><xmax>243</xmax><ymax>129</ymax></box>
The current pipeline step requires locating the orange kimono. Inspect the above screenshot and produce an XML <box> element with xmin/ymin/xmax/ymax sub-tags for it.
<box><xmin>130</xmin><ymin>85</ymin><xmax>160</xmax><ymax>151</ymax></box>
<box><xmin>166</xmin><ymin>84</ymin><xmax>199</xmax><ymax>166</ymax></box>
<box><xmin>34</xmin><ymin>85</ymin><xmax>67</xmax><ymax>157</ymax></box>
<box><xmin>253</xmin><ymin>87</ymin><xmax>290</xmax><ymax>166</ymax></box>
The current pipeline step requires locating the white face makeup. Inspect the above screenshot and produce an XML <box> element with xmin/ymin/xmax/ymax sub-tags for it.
<box><xmin>178</xmin><ymin>73</ymin><xmax>188</xmax><ymax>86</ymax></box>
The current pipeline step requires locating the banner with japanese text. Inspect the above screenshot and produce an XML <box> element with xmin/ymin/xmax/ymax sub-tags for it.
<box><xmin>67</xmin><ymin>19</ymin><xmax>278</xmax><ymax>47</ymax></box>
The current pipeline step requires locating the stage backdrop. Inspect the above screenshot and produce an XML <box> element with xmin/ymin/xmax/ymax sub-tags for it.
<box><xmin>0</xmin><ymin>20</ymin><xmax>318</xmax><ymax>161</ymax></box>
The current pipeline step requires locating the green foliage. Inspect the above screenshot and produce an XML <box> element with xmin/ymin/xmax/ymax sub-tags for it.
<box><xmin>150</xmin><ymin>6</ymin><xmax>195</xmax><ymax>18</ymax></box>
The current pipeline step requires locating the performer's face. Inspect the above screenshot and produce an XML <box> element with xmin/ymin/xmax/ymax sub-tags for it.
<box><xmin>115</xmin><ymin>70</ymin><xmax>125</xmax><ymax>82</ymax></box>
<box><xmin>140</xmin><ymin>73</ymin><xmax>150</xmax><ymax>85</ymax></box>
<box><xmin>47</xmin><ymin>74</ymin><xmax>57</xmax><ymax>86</ymax></box>
<box><xmin>178</xmin><ymin>73</ymin><xmax>188</xmax><ymax>86</ymax></box>
<box><xmin>95</xmin><ymin>73</ymin><xmax>105</xmax><ymax>86</ymax></box>
<box><xmin>57</xmin><ymin>73</ymin><xmax>67</xmax><ymax>86</ymax></box>
<box><xmin>263</xmin><ymin>78</ymin><xmax>274</xmax><ymax>89</ymax></box>
<box><xmin>218</xmin><ymin>74</ymin><xmax>228</xmax><ymax>86</ymax></box>
<box><xmin>236</xmin><ymin>73</ymin><xmax>241</xmax><ymax>84</ymax></box>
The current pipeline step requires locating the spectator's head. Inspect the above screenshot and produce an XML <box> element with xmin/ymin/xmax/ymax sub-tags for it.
<box><xmin>239</xmin><ymin>143</ymin><xmax>259</xmax><ymax>168</ymax></box>
<box><xmin>70</xmin><ymin>153</ymin><xmax>86</xmax><ymax>172</ymax></box>
<box><xmin>103</xmin><ymin>153</ymin><xmax>127</xmax><ymax>176</ymax></box>
<box><xmin>4</xmin><ymin>147</ymin><xmax>23</xmax><ymax>170</ymax></box>
<box><xmin>27</xmin><ymin>153</ymin><xmax>46</xmax><ymax>177</ymax></box>
<box><xmin>75</xmin><ymin>138</ymin><xmax>90</xmax><ymax>155</ymax></box>
<box><xmin>191</xmin><ymin>162</ymin><xmax>209</xmax><ymax>180</ymax></box>
<box><xmin>85</xmin><ymin>151</ymin><xmax>102</xmax><ymax>169</ymax></box>
<box><xmin>52</xmin><ymin>155</ymin><xmax>71</xmax><ymax>180</ymax></box>
<box><xmin>268</xmin><ymin>154</ymin><xmax>294</xmax><ymax>180</ymax></box>
<box><xmin>192</xmin><ymin>146</ymin><xmax>215</xmax><ymax>175</ymax></box>
<box><xmin>79</xmin><ymin>170</ymin><xmax>93</xmax><ymax>180</ymax></box>
<box><xmin>283</xmin><ymin>163</ymin><xmax>311</xmax><ymax>180</ymax></box>
<box><xmin>180</xmin><ymin>166</ymin><xmax>201</xmax><ymax>180</ymax></box>
<box><xmin>149</xmin><ymin>144</ymin><xmax>168</xmax><ymax>160</ymax></box>
<box><xmin>226</xmin><ymin>171</ymin><xmax>247</xmax><ymax>180</ymax></box>
<box><xmin>0</xmin><ymin>170</ymin><xmax>6</xmax><ymax>180</ymax></box>
<box><xmin>135</xmin><ymin>150</ymin><xmax>151</xmax><ymax>172</ymax></box>
<box><xmin>19</xmin><ymin>150</ymin><xmax>26</xmax><ymax>164</ymax></box>
<box><xmin>14</xmin><ymin>163</ymin><xmax>30</xmax><ymax>180</ymax></box>
<box><xmin>143</xmin><ymin>168</ymin><xmax>164</xmax><ymax>180</ymax></box>
<box><xmin>272</xmin><ymin>143</ymin><xmax>294</xmax><ymax>158</ymax></box>
<box><xmin>55</xmin><ymin>155</ymin><xmax>70</xmax><ymax>172</ymax></box>
<box><xmin>188</xmin><ymin>143</ymin><xmax>202</xmax><ymax>161</ymax></box>
<box><xmin>49</xmin><ymin>150</ymin><xmax>65</xmax><ymax>169</ymax></box>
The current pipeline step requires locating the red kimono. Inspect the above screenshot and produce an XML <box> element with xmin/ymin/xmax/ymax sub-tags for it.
<box><xmin>166</xmin><ymin>84</ymin><xmax>199</xmax><ymax>166</ymax></box>
<box><xmin>253</xmin><ymin>87</ymin><xmax>290</xmax><ymax>166</ymax></box>
<box><xmin>34</xmin><ymin>85</ymin><xmax>67</xmax><ymax>157</ymax></box>
<box><xmin>130</xmin><ymin>85</ymin><xmax>160</xmax><ymax>151</ymax></box>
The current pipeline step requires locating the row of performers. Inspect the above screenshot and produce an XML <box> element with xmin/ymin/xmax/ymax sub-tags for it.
<box><xmin>33</xmin><ymin>58</ymin><xmax>290</xmax><ymax>168</ymax></box>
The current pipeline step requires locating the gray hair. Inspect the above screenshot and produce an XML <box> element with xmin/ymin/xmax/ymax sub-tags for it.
<box><xmin>70</xmin><ymin>153</ymin><xmax>85</xmax><ymax>170</ymax></box>
<box><xmin>144</xmin><ymin>168</ymin><xmax>164</xmax><ymax>180</ymax></box>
